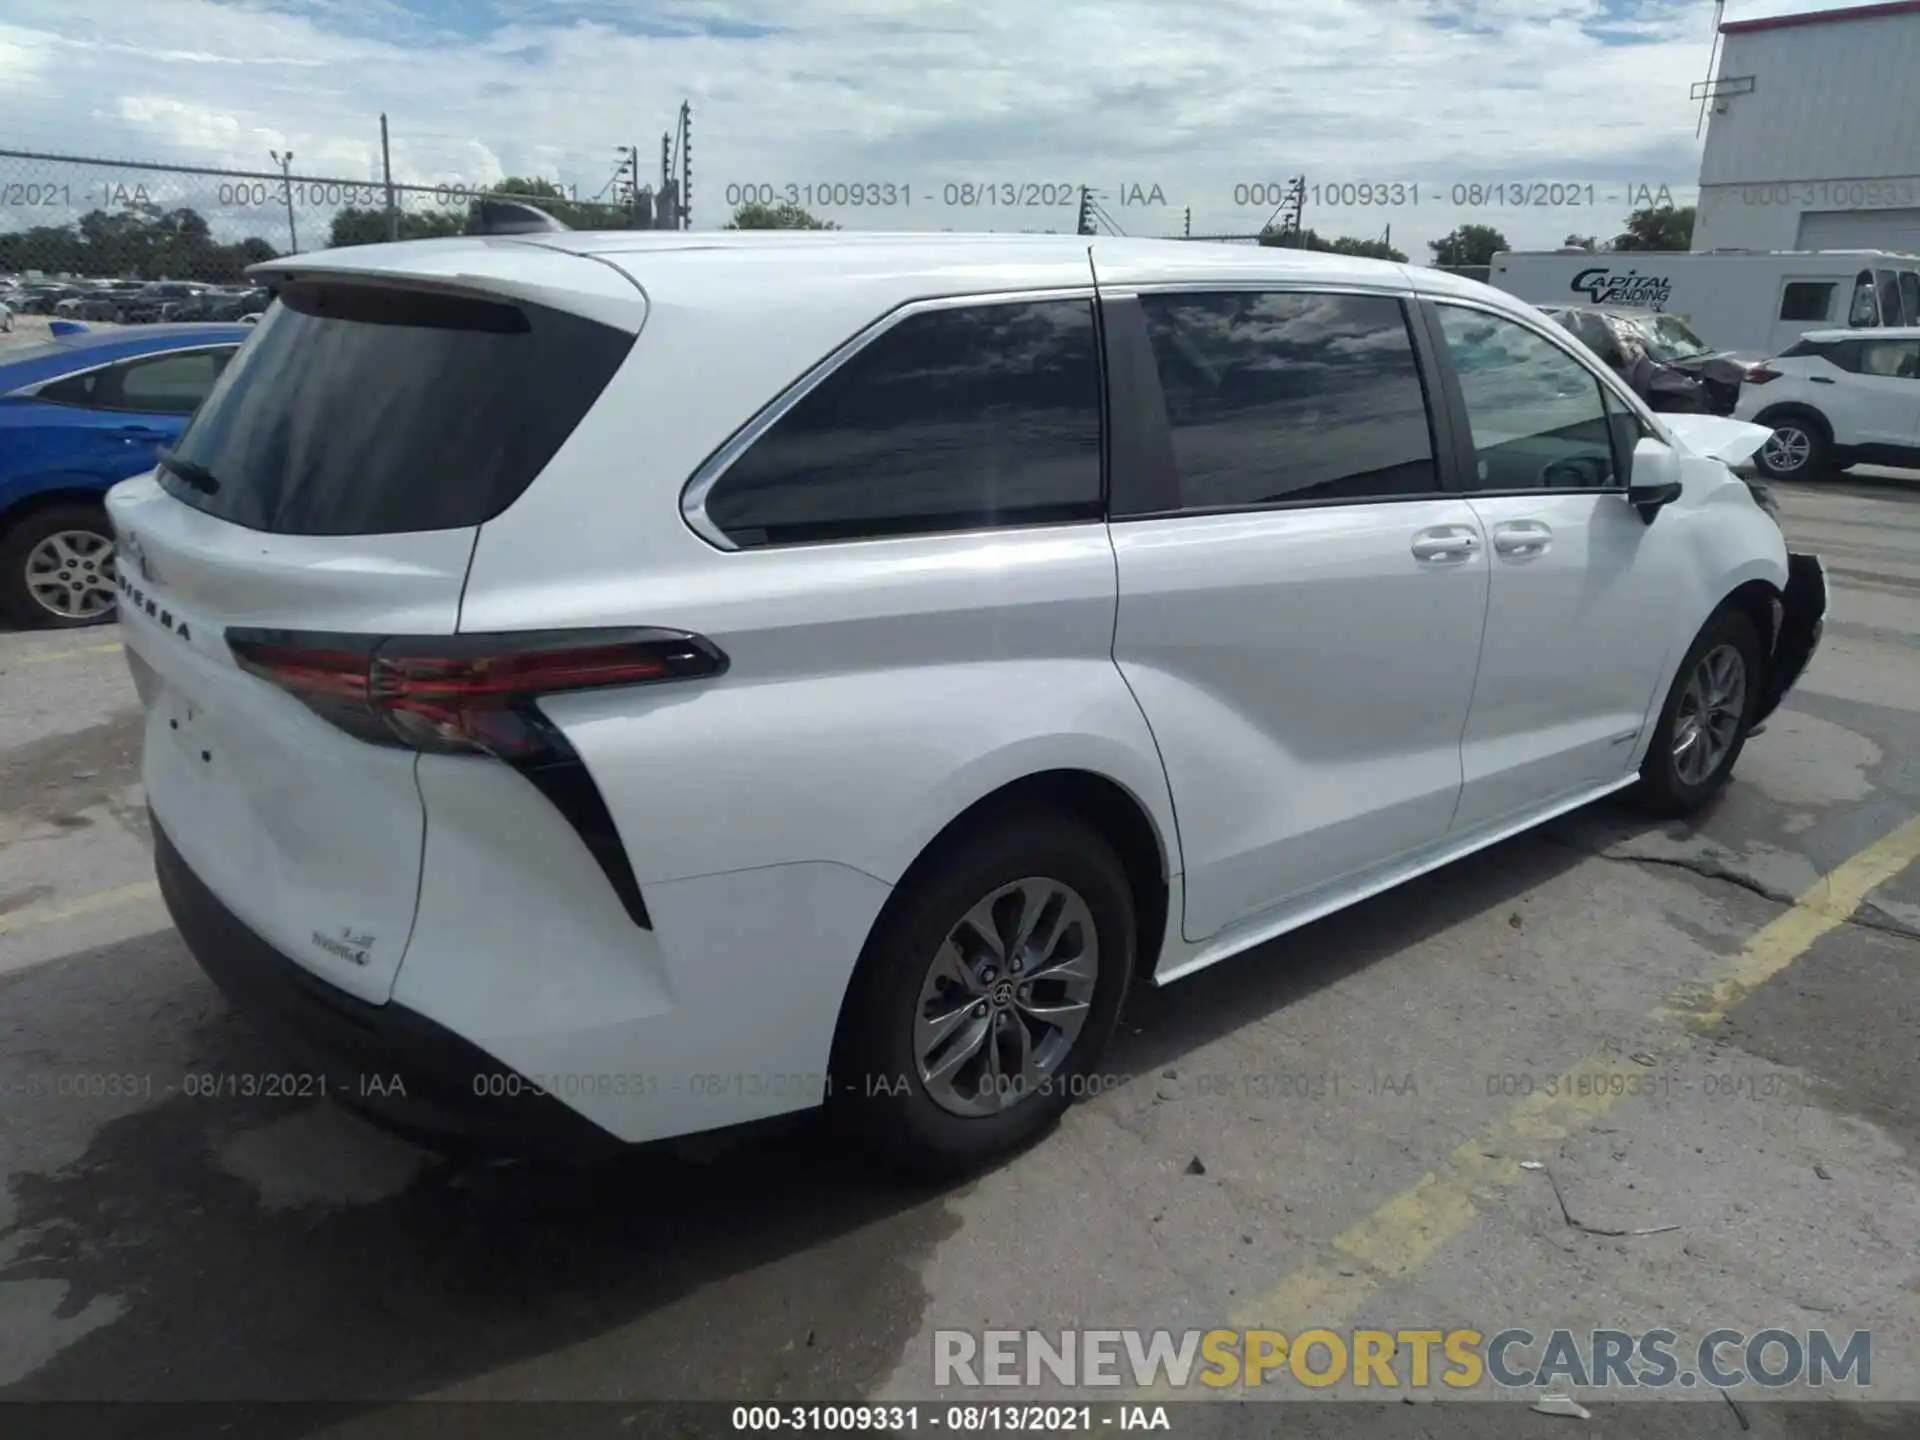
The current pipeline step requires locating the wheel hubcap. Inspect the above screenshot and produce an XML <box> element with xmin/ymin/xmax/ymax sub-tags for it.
<box><xmin>1763</xmin><ymin>427</ymin><xmax>1811</xmax><ymax>473</ymax></box>
<box><xmin>914</xmin><ymin>876</ymin><xmax>1100</xmax><ymax>1118</ymax></box>
<box><xmin>1672</xmin><ymin>643</ymin><xmax>1746</xmax><ymax>786</ymax></box>
<box><xmin>25</xmin><ymin>529</ymin><xmax>117</xmax><ymax>621</ymax></box>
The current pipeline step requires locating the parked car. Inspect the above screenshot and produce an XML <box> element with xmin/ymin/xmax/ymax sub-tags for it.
<box><xmin>1735</xmin><ymin>326</ymin><xmax>1920</xmax><ymax>479</ymax></box>
<box><xmin>107</xmin><ymin>235</ymin><xmax>1824</xmax><ymax>1172</ymax></box>
<box><xmin>119</xmin><ymin>281</ymin><xmax>208</xmax><ymax>325</ymax></box>
<box><xmin>206</xmin><ymin>286</ymin><xmax>270</xmax><ymax>321</ymax></box>
<box><xmin>0</xmin><ymin>322</ymin><xmax>249</xmax><ymax>626</ymax></box>
<box><xmin>1539</xmin><ymin>304</ymin><xmax>1750</xmax><ymax>416</ymax></box>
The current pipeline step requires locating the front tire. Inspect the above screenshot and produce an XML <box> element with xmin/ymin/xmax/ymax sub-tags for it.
<box><xmin>0</xmin><ymin>503</ymin><xmax>119</xmax><ymax>629</ymax></box>
<box><xmin>831</xmin><ymin>806</ymin><xmax>1134</xmax><ymax>1175</ymax></box>
<box><xmin>1754</xmin><ymin>416</ymin><xmax>1830</xmax><ymax>480</ymax></box>
<box><xmin>1635</xmin><ymin>607</ymin><xmax>1764</xmax><ymax>816</ymax></box>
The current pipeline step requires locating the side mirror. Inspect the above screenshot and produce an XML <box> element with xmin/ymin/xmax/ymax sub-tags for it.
<box><xmin>1627</xmin><ymin>437</ymin><xmax>1683</xmax><ymax>523</ymax></box>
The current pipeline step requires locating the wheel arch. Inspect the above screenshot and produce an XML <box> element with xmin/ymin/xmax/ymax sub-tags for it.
<box><xmin>862</xmin><ymin>766</ymin><xmax>1176</xmax><ymax>993</ymax></box>
<box><xmin>0</xmin><ymin>482</ymin><xmax>115</xmax><ymax>539</ymax></box>
<box><xmin>1750</xmin><ymin>402</ymin><xmax>1832</xmax><ymax>442</ymax></box>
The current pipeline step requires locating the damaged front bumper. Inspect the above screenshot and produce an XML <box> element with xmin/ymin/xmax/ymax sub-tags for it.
<box><xmin>1752</xmin><ymin>552</ymin><xmax>1827</xmax><ymax>729</ymax></box>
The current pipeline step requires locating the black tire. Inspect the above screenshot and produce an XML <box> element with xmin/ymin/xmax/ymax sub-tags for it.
<box><xmin>1752</xmin><ymin>413</ymin><xmax>1830</xmax><ymax>480</ymax></box>
<box><xmin>1634</xmin><ymin>606</ymin><xmax>1764</xmax><ymax>817</ymax></box>
<box><xmin>830</xmin><ymin>805</ymin><xmax>1134</xmax><ymax>1176</ymax></box>
<box><xmin>0</xmin><ymin>502</ymin><xmax>119</xmax><ymax>629</ymax></box>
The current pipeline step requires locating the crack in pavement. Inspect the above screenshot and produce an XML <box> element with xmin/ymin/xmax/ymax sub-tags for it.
<box><xmin>1542</xmin><ymin>831</ymin><xmax>1920</xmax><ymax>945</ymax></box>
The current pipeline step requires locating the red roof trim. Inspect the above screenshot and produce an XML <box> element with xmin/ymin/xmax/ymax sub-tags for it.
<box><xmin>1722</xmin><ymin>1</ymin><xmax>1920</xmax><ymax>34</ymax></box>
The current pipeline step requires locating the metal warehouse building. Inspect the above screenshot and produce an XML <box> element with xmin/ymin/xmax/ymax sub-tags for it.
<box><xmin>1692</xmin><ymin>0</ymin><xmax>1920</xmax><ymax>253</ymax></box>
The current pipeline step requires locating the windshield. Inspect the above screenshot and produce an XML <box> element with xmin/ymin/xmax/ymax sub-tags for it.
<box><xmin>1626</xmin><ymin>313</ymin><xmax>1712</xmax><ymax>362</ymax></box>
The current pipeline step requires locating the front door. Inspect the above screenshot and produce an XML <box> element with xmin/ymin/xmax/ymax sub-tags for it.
<box><xmin>1425</xmin><ymin>300</ymin><xmax>1688</xmax><ymax>832</ymax></box>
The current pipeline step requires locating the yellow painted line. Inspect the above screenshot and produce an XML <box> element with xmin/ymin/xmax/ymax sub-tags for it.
<box><xmin>17</xmin><ymin>641</ymin><xmax>123</xmax><ymax>665</ymax></box>
<box><xmin>1221</xmin><ymin>809</ymin><xmax>1920</xmax><ymax>1341</ymax></box>
<box><xmin>0</xmin><ymin>880</ymin><xmax>159</xmax><ymax>936</ymax></box>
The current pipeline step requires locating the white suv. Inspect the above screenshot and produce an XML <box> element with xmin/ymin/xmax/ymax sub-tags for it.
<box><xmin>106</xmin><ymin>233</ymin><xmax>1826</xmax><ymax>1171</ymax></box>
<box><xmin>1737</xmin><ymin>326</ymin><xmax>1920</xmax><ymax>479</ymax></box>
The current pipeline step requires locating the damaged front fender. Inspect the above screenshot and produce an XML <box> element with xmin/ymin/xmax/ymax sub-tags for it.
<box><xmin>1753</xmin><ymin>553</ymin><xmax>1827</xmax><ymax>728</ymax></box>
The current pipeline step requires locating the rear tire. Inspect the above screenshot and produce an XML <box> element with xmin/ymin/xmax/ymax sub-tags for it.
<box><xmin>1634</xmin><ymin>607</ymin><xmax>1764</xmax><ymax>817</ymax></box>
<box><xmin>830</xmin><ymin>805</ymin><xmax>1134</xmax><ymax>1176</ymax></box>
<box><xmin>1753</xmin><ymin>414</ymin><xmax>1830</xmax><ymax>480</ymax></box>
<box><xmin>0</xmin><ymin>503</ymin><xmax>119</xmax><ymax>629</ymax></box>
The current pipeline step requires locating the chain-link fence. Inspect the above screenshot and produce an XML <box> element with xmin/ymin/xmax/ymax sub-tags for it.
<box><xmin>0</xmin><ymin>146</ymin><xmax>680</xmax><ymax>321</ymax></box>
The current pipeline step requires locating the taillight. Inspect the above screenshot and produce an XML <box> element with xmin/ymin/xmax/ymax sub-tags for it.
<box><xmin>224</xmin><ymin>627</ymin><xmax>727</xmax><ymax>932</ymax></box>
<box><xmin>1743</xmin><ymin>363</ymin><xmax>1780</xmax><ymax>384</ymax></box>
<box><xmin>226</xmin><ymin>628</ymin><xmax>728</xmax><ymax>758</ymax></box>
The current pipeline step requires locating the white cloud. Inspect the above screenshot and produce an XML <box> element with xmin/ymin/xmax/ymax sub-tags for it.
<box><xmin>0</xmin><ymin>0</ymin><xmax>1889</xmax><ymax>255</ymax></box>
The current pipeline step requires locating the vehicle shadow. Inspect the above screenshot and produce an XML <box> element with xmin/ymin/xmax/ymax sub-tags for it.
<box><xmin>0</xmin><ymin>806</ymin><xmax>1626</xmax><ymax>1431</ymax></box>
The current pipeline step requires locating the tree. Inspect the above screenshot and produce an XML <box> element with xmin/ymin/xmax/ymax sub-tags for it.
<box><xmin>725</xmin><ymin>200</ymin><xmax>838</xmax><ymax>230</ymax></box>
<box><xmin>1257</xmin><ymin>226</ymin><xmax>1406</xmax><ymax>262</ymax></box>
<box><xmin>0</xmin><ymin>204</ymin><xmax>277</xmax><ymax>282</ymax></box>
<box><xmin>480</xmin><ymin>176</ymin><xmax>633</xmax><ymax>232</ymax></box>
<box><xmin>328</xmin><ymin>206</ymin><xmax>467</xmax><ymax>248</ymax></box>
<box><xmin>1610</xmin><ymin>205</ymin><xmax>1694</xmax><ymax>252</ymax></box>
<box><xmin>1427</xmin><ymin>224</ymin><xmax>1510</xmax><ymax>268</ymax></box>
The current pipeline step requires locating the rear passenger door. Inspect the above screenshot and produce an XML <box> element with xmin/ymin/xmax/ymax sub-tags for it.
<box><xmin>1103</xmin><ymin>286</ymin><xmax>1490</xmax><ymax>944</ymax></box>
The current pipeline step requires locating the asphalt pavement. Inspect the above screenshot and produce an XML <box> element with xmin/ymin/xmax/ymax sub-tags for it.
<box><xmin>2</xmin><ymin>472</ymin><xmax>1919</xmax><ymax>1439</ymax></box>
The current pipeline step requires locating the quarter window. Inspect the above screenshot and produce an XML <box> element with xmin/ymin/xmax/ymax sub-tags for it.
<box><xmin>35</xmin><ymin>347</ymin><xmax>235</xmax><ymax>414</ymax></box>
<box><xmin>1135</xmin><ymin>290</ymin><xmax>1438</xmax><ymax>510</ymax></box>
<box><xmin>701</xmin><ymin>299</ymin><xmax>1103</xmax><ymax>548</ymax></box>
<box><xmin>1434</xmin><ymin>304</ymin><xmax>1621</xmax><ymax>491</ymax></box>
<box><xmin>1778</xmin><ymin>282</ymin><xmax>1835</xmax><ymax>323</ymax></box>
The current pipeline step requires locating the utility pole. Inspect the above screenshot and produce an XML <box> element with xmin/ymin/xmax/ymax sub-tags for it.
<box><xmin>682</xmin><ymin>102</ymin><xmax>692</xmax><ymax>228</ymax></box>
<box><xmin>1075</xmin><ymin>186</ymin><xmax>1095</xmax><ymax>236</ymax></box>
<box><xmin>379</xmin><ymin>115</ymin><xmax>397</xmax><ymax>241</ymax></box>
<box><xmin>270</xmin><ymin>149</ymin><xmax>298</xmax><ymax>254</ymax></box>
<box><xmin>1183</xmin><ymin>206</ymin><xmax>1191</xmax><ymax>238</ymax></box>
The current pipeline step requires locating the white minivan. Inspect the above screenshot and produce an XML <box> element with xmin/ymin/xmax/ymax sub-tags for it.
<box><xmin>107</xmin><ymin>232</ymin><xmax>1826</xmax><ymax>1171</ymax></box>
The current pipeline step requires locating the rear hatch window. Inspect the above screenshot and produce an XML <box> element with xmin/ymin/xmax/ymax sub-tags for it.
<box><xmin>161</xmin><ymin>280</ymin><xmax>635</xmax><ymax>535</ymax></box>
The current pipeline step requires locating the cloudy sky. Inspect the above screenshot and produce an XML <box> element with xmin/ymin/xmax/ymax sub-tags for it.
<box><xmin>0</xmin><ymin>0</ymin><xmax>1877</xmax><ymax>256</ymax></box>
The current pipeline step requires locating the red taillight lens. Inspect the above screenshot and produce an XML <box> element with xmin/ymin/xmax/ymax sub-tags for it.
<box><xmin>1743</xmin><ymin>363</ymin><xmax>1780</xmax><ymax>384</ymax></box>
<box><xmin>226</xmin><ymin>628</ymin><xmax>727</xmax><ymax>757</ymax></box>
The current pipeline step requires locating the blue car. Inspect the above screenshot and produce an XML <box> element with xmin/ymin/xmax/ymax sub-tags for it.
<box><xmin>1</xmin><ymin>321</ymin><xmax>251</xmax><ymax>627</ymax></box>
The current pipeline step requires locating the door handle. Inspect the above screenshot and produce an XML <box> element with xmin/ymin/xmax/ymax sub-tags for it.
<box><xmin>1808</xmin><ymin>376</ymin><xmax>1836</xmax><ymax>385</ymax></box>
<box><xmin>1411</xmin><ymin>529</ymin><xmax>1480</xmax><ymax>562</ymax></box>
<box><xmin>1492</xmin><ymin>520</ymin><xmax>1553</xmax><ymax>557</ymax></box>
<box><xmin>106</xmin><ymin>425</ymin><xmax>163</xmax><ymax>440</ymax></box>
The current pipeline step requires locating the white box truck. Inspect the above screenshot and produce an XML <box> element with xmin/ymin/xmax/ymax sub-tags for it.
<box><xmin>1488</xmin><ymin>250</ymin><xmax>1920</xmax><ymax>356</ymax></box>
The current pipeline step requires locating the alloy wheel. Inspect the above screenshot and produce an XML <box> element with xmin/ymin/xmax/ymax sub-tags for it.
<box><xmin>1672</xmin><ymin>643</ymin><xmax>1746</xmax><ymax>786</ymax></box>
<box><xmin>25</xmin><ymin>529</ymin><xmax>117</xmax><ymax>621</ymax></box>
<box><xmin>913</xmin><ymin>876</ymin><xmax>1100</xmax><ymax>1118</ymax></box>
<box><xmin>1762</xmin><ymin>426</ymin><xmax>1811</xmax><ymax>474</ymax></box>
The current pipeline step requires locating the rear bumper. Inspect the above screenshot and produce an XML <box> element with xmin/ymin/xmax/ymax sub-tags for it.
<box><xmin>1754</xmin><ymin>551</ymin><xmax>1827</xmax><ymax>727</ymax></box>
<box><xmin>153</xmin><ymin>815</ymin><xmax>624</xmax><ymax>1162</ymax></box>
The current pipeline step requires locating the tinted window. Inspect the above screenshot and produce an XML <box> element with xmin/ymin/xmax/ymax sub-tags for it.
<box><xmin>1901</xmin><ymin>271</ymin><xmax>1920</xmax><ymax>327</ymax></box>
<box><xmin>703</xmin><ymin>299</ymin><xmax>1102</xmax><ymax>547</ymax></box>
<box><xmin>1435</xmin><ymin>304</ymin><xmax>1621</xmax><ymax>491</ymax></box>
<box><xmin>1136</xmin><ymin>290</ymin><xmax>1436</xmax><ymax>510</ymax></box>
<box><xmin>1860</xmin><ymin>341</ymin><xmax>1920</xmax><ymax>379</ymax></box>
<box><xmin>164</xmin><ymin>283</ymin><xmax>636</xmax><ymax>535</ymax></box>
<box><xmin>1779</xmin><ymin>282</ymin><xmax>1835</xmax><ymax>322</ymax></box>
<box><xmin>34</xmin><ymin>348</ymin><xmax>234</xmax><ymax>413</ymax></box>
